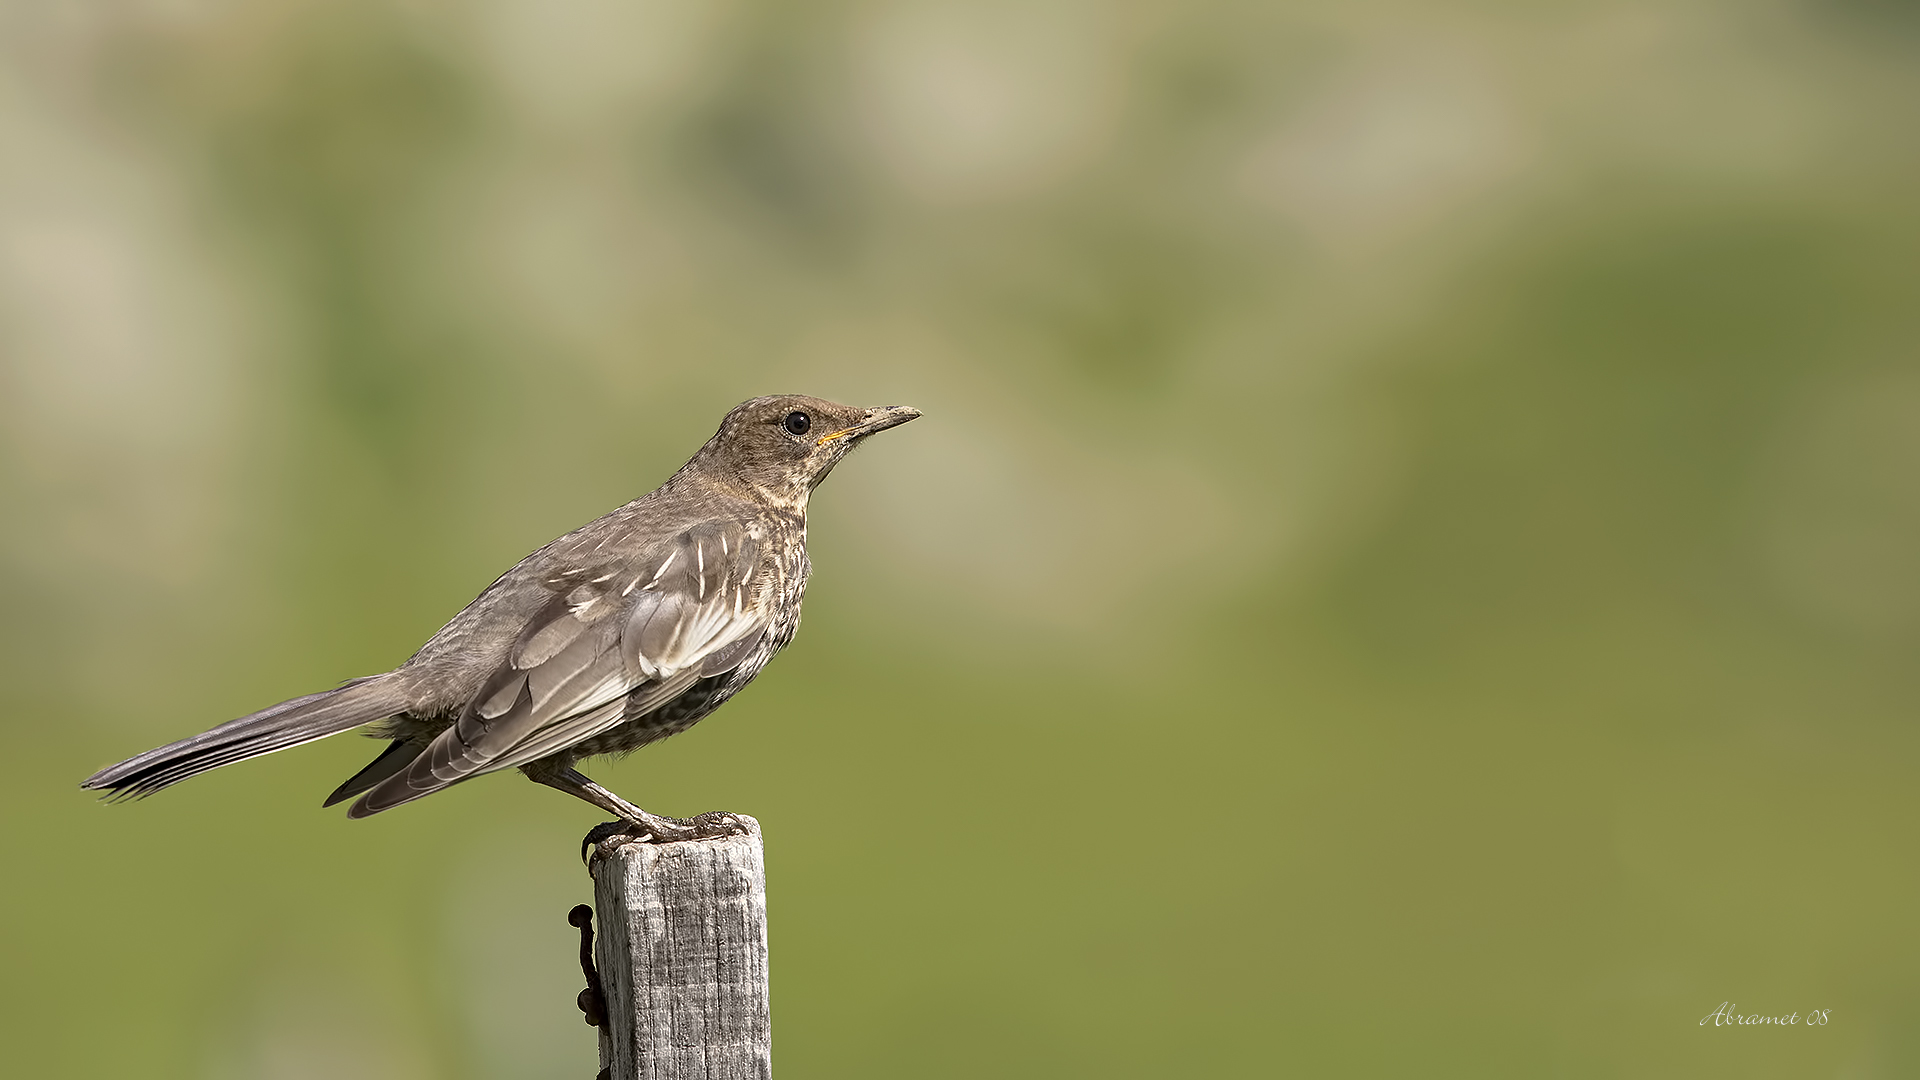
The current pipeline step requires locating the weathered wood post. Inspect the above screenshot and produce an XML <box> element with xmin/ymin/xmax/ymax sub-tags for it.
<box><xmin>584</xmin><ymin>817</ymin><xmax>771</xmax><ymax>1080</ymax></box>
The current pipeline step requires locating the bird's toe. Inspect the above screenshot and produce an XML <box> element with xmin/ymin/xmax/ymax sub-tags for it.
<box><xmin>688</xmin><ymin>811</ymin><xmax>752</xmax><ymax>838</ymax></box>
<box><xmin>581</xmin><ymin>819</ymin><xmax>645</xmax><ymax>861</ymax></box>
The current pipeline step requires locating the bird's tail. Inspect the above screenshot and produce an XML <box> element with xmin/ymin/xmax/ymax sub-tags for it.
<box><xmin>81</xmin><ymin>674</ymin><xmax>410</xmax><ymax>800</ymax></box>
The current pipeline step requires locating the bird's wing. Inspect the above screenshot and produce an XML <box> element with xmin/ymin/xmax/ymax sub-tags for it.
<box><xmin>351</xmin><ymin>521</ymin><xmax>769</xmax><ymax>816</ymax></box>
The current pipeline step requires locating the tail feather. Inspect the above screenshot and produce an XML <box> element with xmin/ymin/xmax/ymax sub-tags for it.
<box><xmin>322</xmin><ymin>738</ymin><xmax>426</xmax><ymax>808</ymax></box>
<box><xmin>82</xmin><ymin>675</ymin><xmax>408</xmax><ymax>800</ymax></box>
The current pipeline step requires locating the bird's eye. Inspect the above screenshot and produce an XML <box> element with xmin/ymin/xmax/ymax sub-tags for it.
<box><xmin>784</xmin><ymin>411</ymin><xmax>811</xmax><ymax>436</ymax></box>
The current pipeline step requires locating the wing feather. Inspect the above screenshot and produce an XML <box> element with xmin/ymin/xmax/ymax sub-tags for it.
<box><xmin>350</xmin><ymin>521</ymin><xmax>772</xmax><ymax>817</ymax></box>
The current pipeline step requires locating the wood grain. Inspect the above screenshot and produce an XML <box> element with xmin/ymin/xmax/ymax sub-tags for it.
<box><xmin>589</xmin><ymin>819</ymin><xmax>770</xmax><ymax>1080</ymax></box>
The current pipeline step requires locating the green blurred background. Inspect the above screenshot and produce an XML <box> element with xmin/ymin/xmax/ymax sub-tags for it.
<box><xmin>3</xmin><ymin>0</ymin><xmax>1917</xmax><ymax>1076</ymax></box>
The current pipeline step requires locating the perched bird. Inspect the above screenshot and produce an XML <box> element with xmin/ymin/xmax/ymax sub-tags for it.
<box><xmin>83</xmin><ymin>395</ymin><xmax>919</xmax><ymax>842</ymax></box>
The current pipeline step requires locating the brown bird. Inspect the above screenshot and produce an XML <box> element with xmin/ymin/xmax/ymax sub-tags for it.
<box><xmin>82</xmin><ymin>395</ymin><xmax>920</xmax><ymax>842</ymax></box>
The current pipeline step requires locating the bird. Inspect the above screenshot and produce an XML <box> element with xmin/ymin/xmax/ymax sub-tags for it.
<box><xmin>82</xmin><ymin>394</ymin><xmax>920</xmax><ymax>843</ymax></box>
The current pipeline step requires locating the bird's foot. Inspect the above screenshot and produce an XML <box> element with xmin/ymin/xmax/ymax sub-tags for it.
<box><xmin>580</xmin><ymin>811</ymin><xmax>753</xmax><ymax>861</ymax></box>
<box><xmin>685</xmin><ymin>810</ymin><xmax>754</xmax><ymax>839</ymax></box>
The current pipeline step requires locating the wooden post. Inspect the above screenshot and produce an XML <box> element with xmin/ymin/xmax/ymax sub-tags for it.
<box><xmin>586</xmin><ymin>818</ymin><xmax>771</xmax><ymax>1080</ymax></box>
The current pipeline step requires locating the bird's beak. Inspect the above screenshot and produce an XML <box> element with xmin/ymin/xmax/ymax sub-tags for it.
<box><xmin>816</xmin><ymin>405</ymin><xmax>922</xmax><ymax>446</ymax></box>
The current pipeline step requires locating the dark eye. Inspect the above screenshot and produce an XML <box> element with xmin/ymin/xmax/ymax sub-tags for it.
<box><xmin>784</xmin><ymin>411</ymin><xmax>811</xmax><ymax>436</ymax></box>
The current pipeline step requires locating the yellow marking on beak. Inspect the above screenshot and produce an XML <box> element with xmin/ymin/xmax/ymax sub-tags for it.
<box><xmin>814</xmin><ymin>407</ymin><xmax>918</xmax><ymax>445</ymax></box>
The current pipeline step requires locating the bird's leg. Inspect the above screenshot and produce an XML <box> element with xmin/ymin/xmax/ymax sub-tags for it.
<box><xmin>523</xmin><ymin>765</ymin><xmax>749</xmax><ymax>856</ymax></box>
<box><xmin>532</xmin><ymin>765</ymin><xmax>691</xmax><ymax>839</ymax></box>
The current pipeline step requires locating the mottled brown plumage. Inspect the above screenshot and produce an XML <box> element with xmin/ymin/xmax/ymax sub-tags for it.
<box><xmin>82</xmin><ymin>395</ymin><xmax>919</xmax><ymax>841</ymax></box>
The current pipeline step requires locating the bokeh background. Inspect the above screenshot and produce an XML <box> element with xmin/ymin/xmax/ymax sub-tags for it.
<box><xmin>3</xmin><ymin>0</ymin><xmax>1917</xmax><ymax>1076</ymax></box>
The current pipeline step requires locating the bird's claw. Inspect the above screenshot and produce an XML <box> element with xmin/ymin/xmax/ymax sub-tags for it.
<box><xmin>687</xmin><ymin>810</ymin><xmax>752</xmax><ymax>838</ymax></box>
<box><xmin>580</xmin><ymin>812</ymin><xmax>752</xmax><ymax>862</ymax></box>
<box><xmin>581</xmin><ymin>820</ymin><xmax>632</xmax><ymax>862</ymax></box>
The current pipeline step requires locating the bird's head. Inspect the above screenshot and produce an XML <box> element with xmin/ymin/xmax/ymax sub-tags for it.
<box><xmin>687</xmin><ymin>395</ymin><xmax>921</xmax><ymax>510</ymax></box>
